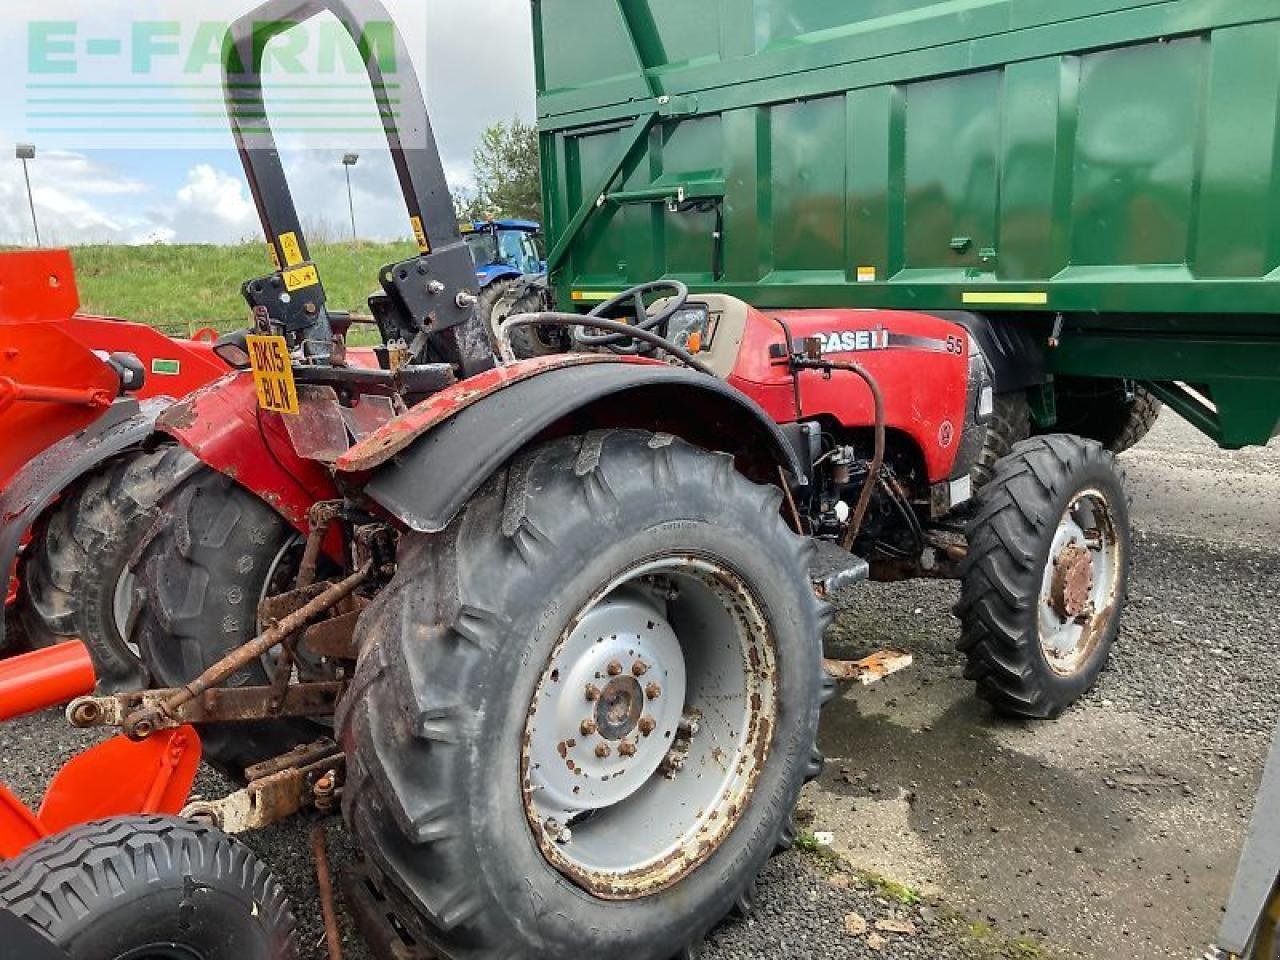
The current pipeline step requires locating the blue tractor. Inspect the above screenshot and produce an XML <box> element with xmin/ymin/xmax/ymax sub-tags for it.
<box><xmin>462</xmin><ymin>219</ymin><xmax>561</xmax><ymax>356</ymax></box>
<box><xmin>462</xmin><ymin>218</ymin><xmax>545</xmax><ymax>289</ymax></box>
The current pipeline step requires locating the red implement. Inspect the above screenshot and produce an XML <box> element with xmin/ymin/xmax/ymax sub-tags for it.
<box><xmin>0</xmin><ymin>640</ymin><xmax>202</xmax><ymax>860</ymax></box>
<box><xmin>0</xmin><ymin>642</ymin><xmax>96</xmax><ymax>722</ymax></box>
<box><xmin>0</xmin><ymin>727</ymin><xmax>201</xmax><ymax>859</ymax></box>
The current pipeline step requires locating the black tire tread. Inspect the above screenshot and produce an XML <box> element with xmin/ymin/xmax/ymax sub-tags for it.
<box><xmin>339</xmin><ymin>429</ymin><xmax>831</xmax><ymax>960</ymax></box>
<box><xmin>971</xmin><ymin>393</ymin><xmax>1031</xmax><ymax>490</ymax></box>
<box><xmin>955</xmin><ymin>434</ymin><xmax>1129</xmax><ymax>719</ymax></box>
<box><xmin>19</xmin><ymin>445</ymin><xmax>196</xmax><ymax>689</ymax></box>
<box><xmin>131</xmin><ymin>467</ymin><xmax>316</xmax><ymax>779</ymax></box>
<box><xmin>0</xmin><ymin>815</ymin><xmax>297</xmax><ymax>958</ymax></box>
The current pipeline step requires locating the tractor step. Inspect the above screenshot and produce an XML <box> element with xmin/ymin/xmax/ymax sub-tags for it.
<box><xmin>810</xmin><ymin>539</ymin><xmax>870</xmax><ymax>599</ymax></box>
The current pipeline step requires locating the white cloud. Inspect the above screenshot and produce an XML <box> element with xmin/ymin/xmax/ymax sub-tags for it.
<box><xmin>0</xmin><ymin>149</ymin><xmax>150</xmax><ymax>245</ymax></box>
<box><xmin>168</xmin><ymin>164</ymin><xmax>259</xmax><ymax>242</ymax></box>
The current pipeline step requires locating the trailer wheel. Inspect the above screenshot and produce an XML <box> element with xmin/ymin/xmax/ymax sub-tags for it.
<box><xmin>956</xmin><ymin>435</ymin><xmax>1130</xmax><ymax>719</ymax></box>
<box><xmin>1043</xmin><ymin>377</ymin><xmax>1162</xmax><ymax>453</ymax></box>
<box><xmin>19</xmin><ymin>446</ymin><xmax>196</xmax><ymax>692</ymax></box>
<box><xmin>131</xmin><ymin>467</ymin><xmax>319</xmax><ymax>779</ymax></box>
<box><xmin>971</xmin><ymin>393</ymin><xmax>1031</xmax><ymax>490</ymax></box>
<box><xmin>339</xmin><ymin>429</ymin><xmax>830</xmax><ymax>960</ymax></box>
<box><xmin>0</xmin><ymin>816</ymin><xmax>297</xmax><ymax>960</ymax></box>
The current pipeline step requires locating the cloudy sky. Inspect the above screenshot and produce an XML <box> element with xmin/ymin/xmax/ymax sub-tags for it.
<box><xmin>0</xmin><ymin>0</ymin><xmax>536</xmax><ymax>246</ymax></box>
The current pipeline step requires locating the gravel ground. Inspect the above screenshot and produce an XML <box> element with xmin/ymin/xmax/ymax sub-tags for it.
<box><xmin>2</xmin><ymin>412</ymin><xmax>1275</xmax><ymax>960</ymax></box>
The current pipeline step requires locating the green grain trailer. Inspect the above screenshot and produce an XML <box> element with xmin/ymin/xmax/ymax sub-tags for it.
<box><xmin>533</xmin><ymin>0</ymin><xmax>1280</xmax><ymax>449</ymax></box>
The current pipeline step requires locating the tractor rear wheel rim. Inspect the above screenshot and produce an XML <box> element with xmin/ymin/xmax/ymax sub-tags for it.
<box><xmin>522</xmin><ymin>555</ymin><xmax>777</xmax><ymax>900</ymax></box>
<box><xmin>113</xmin><ymin>567</ymin><xmax>138</xmax><ymax>656</ymax></box>
<box><xmin>1037</xmin><ymin>488</ymin><xmax>1121</xmax><ymax>676</ymax></box>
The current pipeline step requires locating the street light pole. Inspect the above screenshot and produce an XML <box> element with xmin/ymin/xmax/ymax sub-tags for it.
<box><xmin>16</xmin><ymin>144</ymin><xmax>40</xmax><ymax>248</ymax></box>
<box><xmin>342</xmin><ymin>153</ymin><xmax>359</xmax><ymax>244</ymax></box>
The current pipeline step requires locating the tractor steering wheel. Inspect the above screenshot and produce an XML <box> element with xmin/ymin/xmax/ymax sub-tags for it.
<box><xmin>574</xmin><ymin>280</ymin><xmax>689</xmax><ymax>354</ymax></box>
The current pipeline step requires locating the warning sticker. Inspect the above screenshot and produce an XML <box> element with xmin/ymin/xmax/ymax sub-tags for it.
<box><xmin>279</xmin><ymin>232</ymin><xmax>304</xmax><ymax>267</ymax></box>
<box><xmin>856</xmin><ymin>266</ymin><xmax>877</xmax><ymax>283</ymax></box>
<box><xmin>246</xmin><ymin>335</ymin><xmax>299</xmax><ymax>415</ymax></box>
<box><xmin>411</xmin><ymin>216</ymin><xmax>431</xmax><ymax>254</ymax></box>
<box><xmin>283</xmin><ymin>264</ymin><xmax>320</xmax><ymax>292</ymax></box>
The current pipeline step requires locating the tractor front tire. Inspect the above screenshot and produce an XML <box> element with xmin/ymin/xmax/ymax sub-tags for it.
<box><xmin>0</xmin><ymin>816</ymin><xmax>298</xmax><ymax>960</ymax></box>
<box><xmin>132</xmin><ymin>466</ymin><xmax>319</xmax><ymax>779</ymax></box>
<box><xmin>956</xmin><ymin>435</ymin><xmax>1130</xmax><ymax>719</ymax></box>
<box><xmin>20</xmin><ymin>446</ymin><xmax>196</xmax><ymax>692</ymax></box>
<box><xmin>339</xmin><ymin>429</ymin><xmax>830</xmax><ymax>960</ymax></box>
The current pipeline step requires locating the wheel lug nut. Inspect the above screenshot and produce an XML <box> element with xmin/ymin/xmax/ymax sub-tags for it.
<box><xmin>645</xmin><ymin>682</ymin><xmax>661</xmax><ymax>700</ymax></box>
<box><xmin>607</xmin><ymin>661</ymin><xmax>623</xmax><ymax>676</ymax></box>
<box><xmin>619</xmin><ymin>741</ymin><xmax>637</xmax><ymax>757</ymax></box>
<box><xmin>595</xmin><ymin>743</ymin><xmax>611</xmax><ymax>759</ymax></box>
<box><xmin>580</xmin><ymin>718</ymin><xmax>598</xmax><ymax>736</ymax></box>
<box><xmin>585</xmin><ymin>684</ymin><xmax>601</xmax><ymax>701</ymax></box>
<box><xmin>638</xmin><ymin>716</ymin><xmax>656</xmax><ymax>736</ymax></box>
<box><xmin>632</xmin><ymin>660</ymin><xmax>649</xmax><ymax>677</ymax></box>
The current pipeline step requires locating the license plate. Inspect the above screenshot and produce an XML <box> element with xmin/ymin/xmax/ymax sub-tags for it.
<box><xmin>245</xmin><ymin>335</ymin><xmax>299</xmax><ymax>415</ymax></box>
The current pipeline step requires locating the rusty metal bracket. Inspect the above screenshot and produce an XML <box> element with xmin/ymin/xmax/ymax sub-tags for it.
<box><xmin>68</xmin><ymin>681</ymin><xmax>345</xmax><ymax>731</ymax></box>
<box><xmin>823</xmin><ymin>650</ymin><xmax>914</xmax><ymax>685</ymax></box>
<box><xmin>117</xmin><ymin>563</ymin><xmax>371</xmax><ymax>740</ymax></box>
<box><xmin>181</xmin><ymin>739</ymin><xmax>343</xmax><ymax>833</ymax></box>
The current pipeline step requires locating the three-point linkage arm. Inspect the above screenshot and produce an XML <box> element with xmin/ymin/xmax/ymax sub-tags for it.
<box><xmin>223</xmin><ymin>0</ymin><xmax>493</xmax><ymax>377</ymax></box>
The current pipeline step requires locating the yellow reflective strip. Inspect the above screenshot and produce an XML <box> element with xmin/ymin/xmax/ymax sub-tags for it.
<box><xmin>571</xmin><ymin>290</ymin><xmax>619</xmax><ymax>303</ymax></box>
<box><xmin>962</xmin><ymin>291</ymin><xmax>1048</xmax><ymax>306</ymax></box>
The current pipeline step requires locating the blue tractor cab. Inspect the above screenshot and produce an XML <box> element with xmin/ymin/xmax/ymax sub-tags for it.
<box><xmin>461</xmin><ymin>219</ymin><xmax>545</xmax><ymax>290</ymax></box>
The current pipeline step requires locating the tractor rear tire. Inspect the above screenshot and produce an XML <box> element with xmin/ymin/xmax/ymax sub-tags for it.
<box><xmin>477</xmin><ymin>280</ymin><xmax>563</xmax><ymax>359</ymax></box>
<box><xmin>0</xmin><ymin>816</ymin><xmax>298</xmax><ymax>960</ymax></box>
<box><xmin>1043</xmin><ymin>377</ymin><xmax>1162</xmax><ymax>453</ymax></box>
<box><xmin>132</xmin><ymin>467</ymin><xmax>319</xmax><ymax>780</ymax></box>
<box><xmin>956</xmin><ymin>435</ymin><xmax>1130</xmax><ymax>719</ymax></box>
<box><xmin>19</xmin><ymin>445</ymin><xmax>196</xmax><ymax>692</ymax></box>
<box><xmin>338</xmin><ymin>429</ymin><xmax>830</xmax><ymax>960</ymax></box>
<box><xmin>971</xmin><ymin>392</ymin><xmax>1031</xmax><ymax>491</ymax></box>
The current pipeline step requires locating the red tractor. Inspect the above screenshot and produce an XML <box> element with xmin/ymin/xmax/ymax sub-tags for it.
<box><xmin>6</xmin><ymin>1</ymin><xmax>1131</xmax><ymax>957</ymax></box>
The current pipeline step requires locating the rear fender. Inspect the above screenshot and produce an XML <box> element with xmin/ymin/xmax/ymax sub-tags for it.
<box><xmin>337</xmin><ymin>355</ymin><xmax>804</xmax><ymax>534</ymax></box>
<box><xmin>0</xmin><ymin>398</ymin><xmax>181</xmax><ymax>649</ymax></box>
<box><xmin>155</xmin><ymin>371</ymin><xmax>341</xmax><ymax>538</ymax></box>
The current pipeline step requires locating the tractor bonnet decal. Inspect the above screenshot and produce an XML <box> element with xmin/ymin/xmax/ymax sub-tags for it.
<box><xmin>815</xmin><ymin>328</ymin><xmax>962</xmax><ymax>357</ymax></box>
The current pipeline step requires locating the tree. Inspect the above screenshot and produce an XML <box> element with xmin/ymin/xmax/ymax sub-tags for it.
<box><xmin>465</xmin><ymin>117</ymin><xmax>542</xmax><ymax>222</ymax></box>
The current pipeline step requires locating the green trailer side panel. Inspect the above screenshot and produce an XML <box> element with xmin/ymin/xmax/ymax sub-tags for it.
<box><xmin>535</xmin><ymin>0</ymin><xmax>1280</xmax><ymax>444</ymax></box>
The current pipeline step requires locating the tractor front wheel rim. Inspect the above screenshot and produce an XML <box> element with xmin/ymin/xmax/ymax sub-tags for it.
<box><xmin>522</xmin><ymin>555</ymin><xmax>777</xmax><ymax>900</ymax></box>
<box><xmin>1037</xmin><ymin>488</ymin><xmax>1122</xmax><ymax>676</ymax></box>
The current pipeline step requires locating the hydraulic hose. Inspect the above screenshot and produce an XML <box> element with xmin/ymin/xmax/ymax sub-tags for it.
<box><xmin>792</xmin><ymin>357</ymin><xmax>887</xmax><ymax>550</ymax></box>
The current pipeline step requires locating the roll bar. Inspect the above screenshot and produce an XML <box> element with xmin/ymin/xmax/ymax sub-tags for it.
<box><xmin>223</xmin><ymin>0</ymin><xmax>490</xmax><ymax>374</ymax></box>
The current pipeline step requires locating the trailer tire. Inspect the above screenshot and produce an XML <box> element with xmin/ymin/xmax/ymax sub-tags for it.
<box><xmin>0</xmin><ymin>816</ymin><xmax>297</xmax><ymax>960</ymax></box>
<box><xmin>971</xmin><ymin>392</ymin><xmax>1031</xmax><ymax>491</ymax></box>
<box><xmin>956</xmin><ymin>435</ymin><xmax>1130</xmax><ymax>719</ymax></box>
<box><xmin>19</xmin><ymin>446</ymin><xmax>196</xmax><ymax>692</ymax></box>
<box><xmin>339</xmin><ymin>429</ymin><xmax>831</xmax><ymax>960</ymax></box>
<box><xmin>1043</xmin><ymin>378</ymin><xmax>1162</xmax><ymax>453</ymax></box>
<box><xmin>131</xmin><ymin>467</ymin><xmax>319</xmax><ymax>780</ymax></box>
